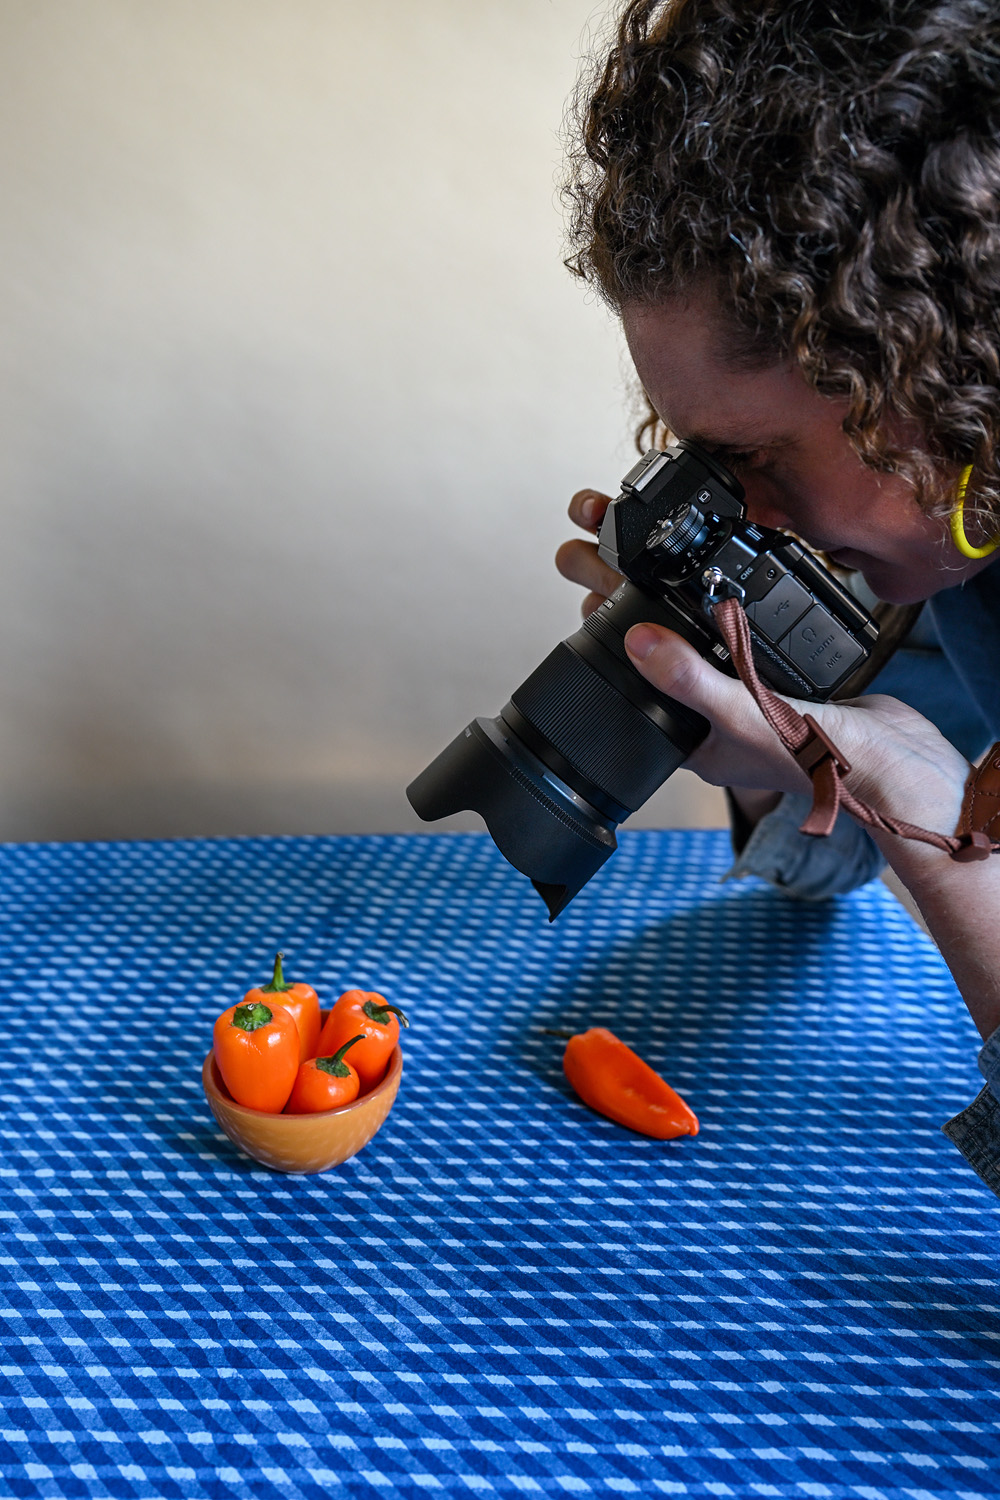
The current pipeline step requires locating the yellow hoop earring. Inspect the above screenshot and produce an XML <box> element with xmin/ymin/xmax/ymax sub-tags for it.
<box><xmin>951</xmin><ymin>464</ymin><xmax>1000</xmax><ymax>559</ymax></box>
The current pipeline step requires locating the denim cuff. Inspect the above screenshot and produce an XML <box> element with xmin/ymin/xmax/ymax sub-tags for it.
<box><xmin>725</xmin><ymin>790</ymin><xmax>886</xmax><ymax>901</ymax></box>
<box><xmin>978</xmin><ymin>1023</ymin><xmax>1000</xmax><ymax>1097</ymax></box>
<box><xmin>942</xmin><ymin>1083</ymin><xmax>1000</xmax><ymax>1199</ymax></box>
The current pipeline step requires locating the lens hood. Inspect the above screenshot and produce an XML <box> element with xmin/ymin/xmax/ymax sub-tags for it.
<box><xmin>406</xmin><ymin>715</ymin><xmax>617</xmax><ymax>920</ymax></box>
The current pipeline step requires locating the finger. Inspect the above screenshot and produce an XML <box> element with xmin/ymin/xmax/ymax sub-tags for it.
<box><xmin>568</xmin><ymin>488</ymin><xmax>613</xmax><ymax>533</ymax></box>
<box><xmin>581</xmin><ymin>591</ymin><xmax>606</xmax><ymax>619</ymax></box>
<box><xmin>555</xmin><ymin>537</ymin><xmax>621</xmax><ymax>600</ymax></box>
<box><xmin>624</xmin><ymin>623</ymin><xmax>752</xmax><ymax>724</ymax></box>
<box><xmin>623</xmin><ymin>623</ymin><xmax>797</xmax><ymax>787</ymax></box>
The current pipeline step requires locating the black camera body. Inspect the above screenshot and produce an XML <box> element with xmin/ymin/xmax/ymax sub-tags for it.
<box><xmin>407</xmin><ymin>441</ymin><xmax>878</xmax><ymax>919</ymax></box>
<box><xmin>597</xmin><ymin>442</ymin><xmax>878</xmax><ymax>700</ymax></box>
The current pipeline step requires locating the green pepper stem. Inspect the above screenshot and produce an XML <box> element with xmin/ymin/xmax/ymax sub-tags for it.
<box><xmin>232</xmin><ymin>1001</ymin><xmax>273</xmax><ymax>1032</ymax></box>
<box><xmin>261</xmin><ymin>951</ymin><xmax>291</xmax><ymax>994</ymax></box>
<box><xmin>361</xmin><ymin>999</ymin><xmax>410</xmax><ymax>1029</ymax></box>
<box><xmin>315</xmin><ymin>1034</ymin><xmax>364</xmax><ymax>1078</ymax></box>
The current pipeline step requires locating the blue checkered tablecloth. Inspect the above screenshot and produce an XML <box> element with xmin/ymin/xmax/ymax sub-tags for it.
<box><xmin>1</xmin><ymin>828</ymin><xmax>998</xmax><ymax>1499</ymax></box>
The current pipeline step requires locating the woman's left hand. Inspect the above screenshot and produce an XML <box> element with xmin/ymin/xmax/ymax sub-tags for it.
<box><xmin>623</xmin><ymin>625</ymin><xmax>1000</xmax><ymax>1047</ymax></box>
<box><xmin>623</xmin><ymin>621</ymin><xmax>970</xmax><ymax>843</ymax></box>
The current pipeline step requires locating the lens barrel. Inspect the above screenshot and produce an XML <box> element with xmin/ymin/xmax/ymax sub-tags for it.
<box><xmin>406</xmin><ymin>582</ymin><xmax>708</xmax><ymax>919</ymax></box>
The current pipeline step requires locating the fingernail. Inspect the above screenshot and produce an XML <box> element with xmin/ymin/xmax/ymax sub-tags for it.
<box><xmin>580</xmin><ymin>494</ymin><xmax>597</xmax><ymax>525</ymax></box>
<box><xmin>625</xmin><ymin>625</ymin><xmax>658</xmax><ymax>661</ymax></box>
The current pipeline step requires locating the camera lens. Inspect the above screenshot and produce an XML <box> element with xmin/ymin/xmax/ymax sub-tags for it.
<box><xmin>406</xmin><ymin>581</ymin><xmax>709</xmax><ymax>919</ymax></box>
<box><xmin>407</xmin><ymin>439</ymin><xmax>749</xmax><ymax>919</ymax></box>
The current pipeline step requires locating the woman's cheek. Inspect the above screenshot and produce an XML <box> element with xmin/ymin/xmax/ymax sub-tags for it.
<box><xmin>738</xmin><ymin>472</ymin><xmax>796</xmax><ymax>533</ymax></box>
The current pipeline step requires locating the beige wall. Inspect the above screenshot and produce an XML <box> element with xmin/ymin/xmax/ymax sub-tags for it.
<box><xmin>0</xmin><ymin>0</ymin><xmax>725</xmax><ymax>841</ymax></box>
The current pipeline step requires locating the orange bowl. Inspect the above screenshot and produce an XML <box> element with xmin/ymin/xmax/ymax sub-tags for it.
<box><xmin>202</xmin><ymin>1044</ymin><xmax>403</xmax><ymax>1173</ymax></box>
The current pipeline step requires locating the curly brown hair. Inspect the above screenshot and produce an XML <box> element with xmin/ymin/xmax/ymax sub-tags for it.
<box><xmin>565</xmin><ymin>0</ymin><xmax>1000</xmax><ymax>527</ymax></box>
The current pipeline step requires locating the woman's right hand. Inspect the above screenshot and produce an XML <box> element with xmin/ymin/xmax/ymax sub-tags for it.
<box><xmin>554</xmin><ymin>488</ymin><xmax>622</xmax><ymax>618</ymax></box>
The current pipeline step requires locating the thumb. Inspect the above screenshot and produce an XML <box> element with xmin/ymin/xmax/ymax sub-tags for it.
<box><xmin>623</xmin><ymin>622</ymin><xmax>819</xmax><ymax>795</ymax></box>
<box><xmin>624</xmin><ymin>623</ymin><xmax>759</xmax><ymax>729</ymax></box>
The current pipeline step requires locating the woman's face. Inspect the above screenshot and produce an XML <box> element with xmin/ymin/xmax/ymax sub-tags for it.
<box><xmin>622</xmin><ymin>292</ymin><xmax>993</xmax><ymax>605</ymax></box>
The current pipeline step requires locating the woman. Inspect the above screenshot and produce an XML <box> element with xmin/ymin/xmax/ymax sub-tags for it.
<box><xmin>556</xmin><ymin>0</ymin><xmax>1000</xmax><ymax>1192</ymax></box>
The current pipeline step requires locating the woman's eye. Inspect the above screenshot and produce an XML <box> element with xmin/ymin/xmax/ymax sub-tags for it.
<box><xmin>726</xmin><ymin>448</ymin><xmax>769</xmax><ymax>471</ymax></box>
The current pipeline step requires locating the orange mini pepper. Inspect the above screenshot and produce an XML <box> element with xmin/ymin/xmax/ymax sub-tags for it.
<box><xmin>284</xmin><ymin>1035</ymin><xmax>365</xmax><ymax>1114</ymax></box>
<box><xmin>213</xmin><ymin>999</ymin><xmax>300</xmax><ymax>1112</ymax></box>
<box><xmin>562</xmin><ymin>1027</ymin><xmax>698</xmax><ymax>1140</ymax></box>
<box><xmin>243</xmin><ymin>952</ymin><xmax>321</xmax><ymax>1064</ymax></box>
<box><xmin>316</xmin><ymin>990</ymin><xmax>408</xmax><ymax>1092</ymax></box>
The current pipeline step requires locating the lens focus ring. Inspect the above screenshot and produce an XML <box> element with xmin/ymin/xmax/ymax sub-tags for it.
<box><xmin>509</xmin><ymin>642</ymin><xmax>692</xmax><ymax>813</ymax></box>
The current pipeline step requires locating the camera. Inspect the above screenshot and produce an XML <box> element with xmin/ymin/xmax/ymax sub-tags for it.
<box><xmin>407</xmin><ymin>440</ymin><xmax>879</xmax><ymax>920</ymax></box>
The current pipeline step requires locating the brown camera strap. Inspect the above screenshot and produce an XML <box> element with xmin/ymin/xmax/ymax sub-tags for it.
<box><xmin>711</xmin><ymin>594</ymin><xmax>1000</xmax><ymax>863</ymax></box>
<box><xmin>958</xmin><ymin>744</ymin><xmax>1000</xmax><ymax>843</ymax></box>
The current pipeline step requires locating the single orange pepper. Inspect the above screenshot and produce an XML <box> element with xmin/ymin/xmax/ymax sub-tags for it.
<box><xmin>316</xmin><ymin>990</ymin><xmax>409</xmax><ymax>1092</ymax></box>
<box><xmin>284</xmin><ymin>1036</ymin><xmax>365</xmax><ymax>1114</ymax></box>
<box><xmin>562</xmin><ymin>1027</ymin><xmax>698</xmax><ymax>1140</ymax></box>
<box><xmin>243</xmin><ymin>952</ymin><xmax>321</xmax><ymax>1065</ymax></box>
<box><xmin>213</xmin><ymin>999</ymin><xmax>300</xmax><ymax>1112</ymax></box>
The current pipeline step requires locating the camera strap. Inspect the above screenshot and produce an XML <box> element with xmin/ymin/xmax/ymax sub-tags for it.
<box><xmin>711</xmin><ymin>595</ymin><xmax>1000</xmax><ymax>864</ymax></box>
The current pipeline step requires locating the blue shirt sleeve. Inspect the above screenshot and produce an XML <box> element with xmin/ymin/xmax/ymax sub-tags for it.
<box><xmin>726</xmin><ymin>788</ymin><xmax>887</xmax><ymax>898</ymax></box>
